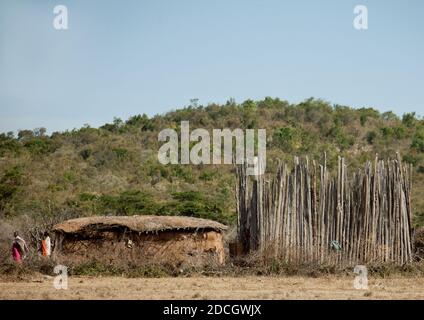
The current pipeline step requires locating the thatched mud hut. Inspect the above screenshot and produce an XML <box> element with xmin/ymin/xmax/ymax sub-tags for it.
<box><xmin>52</xmin><ymin>215</ymin><xmax>227</xmax><ymax>267</ymax></box>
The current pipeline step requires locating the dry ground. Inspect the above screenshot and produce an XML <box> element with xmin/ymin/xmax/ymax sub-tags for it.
<box><xmin>0</xmin><ymin>275</ymin><xmax>423</xmax><ymax>300</ymax></box>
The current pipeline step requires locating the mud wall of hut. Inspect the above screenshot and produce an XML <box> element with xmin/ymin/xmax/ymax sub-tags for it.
<box><xmin>54</xmin><ymin>229</ymin><xmax>225</xmax><ymax>267</ymax></box>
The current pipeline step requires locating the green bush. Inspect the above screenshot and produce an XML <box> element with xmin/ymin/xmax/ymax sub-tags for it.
<box><xmin>402</xmin><ymin>112</ymin><xmax>417</xmax><ymax>128</ymax></box>
<box><xmin>126</xmin><ymin>114</ymin><xmax>155</xmax><ymax>131</ymax></box>
<box><xmin>24</xmin><ymin>138</ymin><xmax>56</xmax><ymax>155</ymax></box>
<box><xmin>79</xmin><ymin>148</ymin><xmax>92</xmax><ymax>160</ymax></box>
<box><xmin>76</xmin><ymin>189</ymin><xmax>231</xmax><ymax>224</ymax></box>
<box><xmin>0</xmin><ymin>166</ymin><xmax>24</xmax><ymax>213</ymax></box>
<box><xmin>199</xmin><ymin>170</ymin><xmax>216</xmax><ymax>181</ymax></box>
<box><xmin>171</xmin><ymin>191</ymin><xmax>203</xmax><ymax>202</ymax></box>
<box><xmin>359</xmin><ymin>107</ymin><xmax>380</xmax><ymax>126</ymax></box>
<box><xmin>171</xmin><ymin>166</ymin><xmax>195</xmax><ymax>183</ymax></box>
<box><xmin>113</xmin><ymin>148</ymin><xmax>129</xmax><ymax>160</ymax></box>
<box><xmin>0</xmin><ymin>133</ymin><xmax>21</xmax><ymax>156</ymax></box>
<box><xmin>274</xmin><ymin>127</ymin><xmax>301</xmax><ymax>152</ymax></box>
<box><xmin>403</xmin><ymin>154</ymin><xmax>418</xmax><ymax>166</ymax></box>
<box><xmin>328</xmin><ymin>122</ymin><xmax>354</xmax><ymax>150</ymax></box>
<box><xmin>381</xmin><ymin>126</ymin><xmax>406</xmax><ymax>140</ymax></box>
<box><xmin>162</xmin><ymin>191</ymin><xmax>230</xmax><ymax>224</ymax></box>
<box><xmin>78</xmin><ymin>191</ymin><xmax>158</xmax><ymax>216</ymax></box>
<box><xmin>100</xmin><ymin>191</ymin><xmax>157</xmax><ymax>215</ymax></box>
<box><xmin>79</xmin><ymin>193</ymin><xmax>99</xmax><ymax>201</ymax></box>
<box><xmin>381</xmin><ymin>111</ymin><xmax>398</xmax><ymax>121</ymax></box>
<box><xmin>412</xmin><ymin>129</ymin><xmax>424</xmax><ymax>152</ymax></box>
<box><xmin>366</xmin><ymin>131</ymin><xmax>377</xmax><ymax>144</ymax></box>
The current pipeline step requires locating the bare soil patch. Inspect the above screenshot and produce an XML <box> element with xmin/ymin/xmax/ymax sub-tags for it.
<box><xmin>1</xmin><ymin>276</ymin><xmax>423</xmax><ymax>300</ymax></box>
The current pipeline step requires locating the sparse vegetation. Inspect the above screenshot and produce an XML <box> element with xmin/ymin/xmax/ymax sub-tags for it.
<box><xmin>0</xmin><ymin>98</ymin><xmax>423</xmax><ymax>228</ymax></box>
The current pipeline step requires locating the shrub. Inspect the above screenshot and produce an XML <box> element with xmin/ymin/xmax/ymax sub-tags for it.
<box><xmin>24</xmin><ymin>138</ymin><xmax>56</xmax><ymax>155</ymax></box>
<box><xmin>403</xmin><ymin>154</ymin><xmax>418</xmax><ymax>166</ymax></box>
<box><xmin>79</xmin><ymin>148</ymin><xmax>92</xmax><ymax>160</ymax></box>
<box><xmin>359</xmin><ymin>107</ymin><xmax>380</xmax><ymax>126</ymax></box>
<box><xmin>366</xmin><ymin>131</ymin><xmax>377</xmax><ymax>144</ymax></box>
<box><xmin>381</xmin><ymin>126</ymin><xmax>406</xmax><ymax>140</ymax></box>
<box><xmin>328</xmin><ymin>122</ymin><xmax>354</xmax><ymax>150</ymax></box>
<box><xmin>17</xmin><ymin>130</ymin><xmax>34</xmax><ymax>140</ymax></box>
<box><xmin>199</xmin><ymin>170</ymin><xmax>216</xmax><ymax>181</ymax></box>
<box><xmin>274</xmin><ymin>127</ymin><xmax>301</xmax><ymax>152</ymax></box>
<box><xmin>402</xmin><ymin>112</ymin><xmax>417</xmax><ymax>128</ymax></box>
<box><xmin>412</xmin><ymin>129</ymin><xmax>424</xmax><ymax>152</ymax></box>
<box><xmin>63</xmin><ymin>171</ymin><xmax>77</xmax><ymax>184</ymax></box>
<box><xmin>241</xmin><ymin>99</ymin><xmax>257</xmax><ymax>110</ymax></box>
<box><xmin>171</xmin><ymin>166</ymin><xmax>195</xmax><ymax>183</ymax></box>
<box><xmin>0</xmin><ymin>133</ymin><xmax>21</xmax><ymax>156</ymax></box>
<box><xmin>0</xmin><ymin>167</ymin><xmax>24</xmax><ymax>213</ymax></box>
<box><xmin>113</xmin><ymin>148</ymin><xmax>129</xmax><ymax>160</ymax></box>
<box><xmin>78</xmin><ymin>191</ymin><xmax>158</xmax><ymax>216</ymax></box>
<box><xmin>126</xmin><ymin>114</ymin><xmax>155</xmax><ymax>131</ymax></box>
<box><xmin>163</xmin><ymin>191</ymin><xmax>230</xmax><ymax>224</ymax></box>
<box><xmin>334</xmin><ymin>105</ymin><xmax>357</xmax><ymax>126</ymax></box>
<box><xmin>381</xmin><ymin>111</ymin><xmax>399</xmax><ymax>121</ymax></box>
<box><xmin>102</xmin><ymin>192</ymin><xmax>153</xmax><ymax>215</ymax></box>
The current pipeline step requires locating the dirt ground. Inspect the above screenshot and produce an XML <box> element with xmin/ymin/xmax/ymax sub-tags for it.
<box><xmin>0</xmin><ymin>275</ymin><xmax>423</xmax><ymax>300</ymax></box>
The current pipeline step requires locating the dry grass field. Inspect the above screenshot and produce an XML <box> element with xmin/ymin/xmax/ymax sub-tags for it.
<box><xmin>1</xmin><ymin>275</ymin><xmax>423</xmax><ymax>300</ymax></box>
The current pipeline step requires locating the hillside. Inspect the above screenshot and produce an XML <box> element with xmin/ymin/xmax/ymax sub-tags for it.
<box><xmin>0</xmin><ymin>97</ymin><xmax>423</xmax><ymax>227</ymax></box>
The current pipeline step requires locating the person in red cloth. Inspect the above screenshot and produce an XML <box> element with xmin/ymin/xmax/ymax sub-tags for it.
<box><xmin>11</xmin><ymin>231</ymin><xmax>29</xmax><ymax>263</ymax></box>
<box><xmin>11</xmin><ymin>241</ymin><xmax>21</xmax><ymax>262</ymax></box>
<box><xmin>41</xmin><ymin>231</ymin><xmax>51</xmax><ymax>257</ymax></box>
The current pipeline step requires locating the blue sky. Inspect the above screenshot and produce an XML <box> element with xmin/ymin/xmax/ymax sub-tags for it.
<box><xmin>0</xmin><ymin>0</ymin><xmax>423</xmax><ymax>134</ymax></box>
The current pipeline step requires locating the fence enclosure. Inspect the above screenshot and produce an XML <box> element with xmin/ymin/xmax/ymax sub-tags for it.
<box><xmin>236</xmin><ymin>154</ymin><xmax>413</xmax><ymax>266</ymax></box>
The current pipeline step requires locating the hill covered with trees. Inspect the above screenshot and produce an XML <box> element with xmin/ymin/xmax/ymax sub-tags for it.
<box><xmin>1</xmin><ymin>98</ymin><xmax>423</xmax><ymax>227</ymax></box>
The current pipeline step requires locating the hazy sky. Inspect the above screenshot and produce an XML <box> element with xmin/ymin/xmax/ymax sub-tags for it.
<box><xmin>0</xmin><ymin>0</ymin><xmax>423</xmax><ymax>134</ymax></box>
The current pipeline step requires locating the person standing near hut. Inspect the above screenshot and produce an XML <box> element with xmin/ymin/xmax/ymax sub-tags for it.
<box><xmin>11</xmin><ymin>240</ymin><xmax>22</xmax><ymax>263</ymax></box>
<box><xmin>11</xmin><ymin>231</ymin><xmax>29</xmax><ymax>263</ymax></box>
<box><xmin>41</xmin><ymin>231</ymin><xmax>51</xmax><ymax>257</ymax></box>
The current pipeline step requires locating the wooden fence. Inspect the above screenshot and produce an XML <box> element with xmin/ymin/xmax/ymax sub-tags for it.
<box><xmin>236</xmin><ymin>154</ymin><xmax>414</xmax><ymax>266</ymax></box>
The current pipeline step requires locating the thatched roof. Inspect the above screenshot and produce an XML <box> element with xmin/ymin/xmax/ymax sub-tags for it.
<box><xmin>52</xmin><ymin>215</ymin><xmax>228</xmax><ymax>234</ymax></box>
